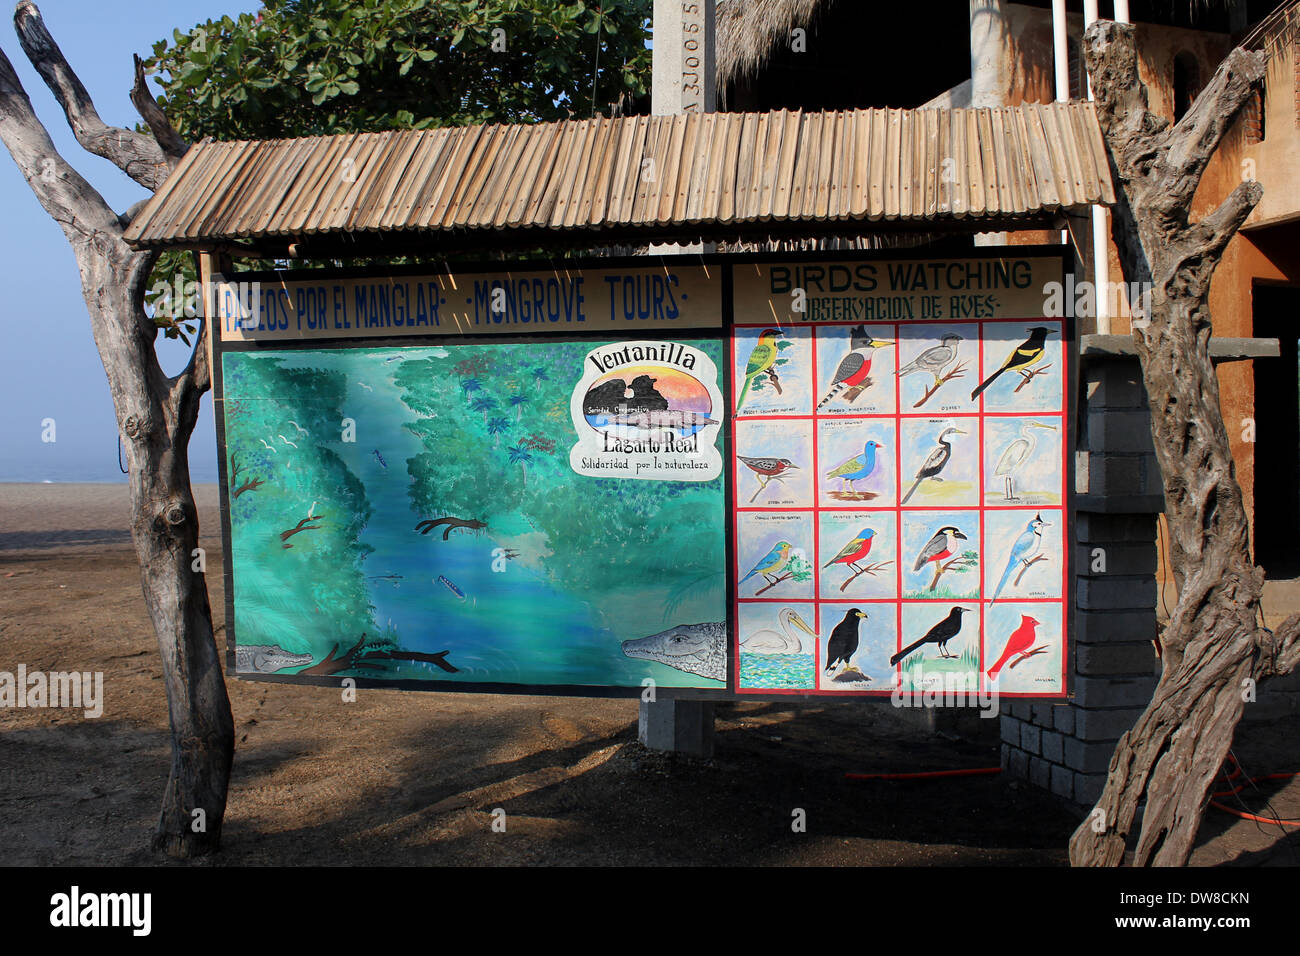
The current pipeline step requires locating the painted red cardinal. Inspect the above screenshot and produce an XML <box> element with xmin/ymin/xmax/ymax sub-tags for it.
<box><xmin>986</xmin><ymin>614</ymin><xmax>1041</xmax><ymax>680</ymax></box>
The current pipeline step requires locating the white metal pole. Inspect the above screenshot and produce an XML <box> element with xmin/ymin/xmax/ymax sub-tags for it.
<box><xmin>1053</xmin><ymin>1</ymin><xmax>1069</xmax><ymax>244</ymax></box>
<box><xmin>1083</xmin><ymin>0</ymin><xmax>1110</xmax><ymax>333</ymax></box>
<box><xmin>1053</xmin><ymin>0</ymin><xmax>1069</xmax><ymax>102</ymax></box>
<box><xmin>1113</xmin><ymin>0</ymin><xmax>1130</xmax><ymax>24</ymax></box>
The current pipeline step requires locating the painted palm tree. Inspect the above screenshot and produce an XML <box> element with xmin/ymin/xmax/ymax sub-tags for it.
<box><xmin>472</xmin><ymin>395</ymin><xmax>497</xmax><ymax>423</ymax></box>
<box><xmin>461</xmin><ymin>378</ymin><xmax>483</xmax><ymax>404</ymax></box>
<box><xmin>507</xmin><ymin>443</ymin><xmax>533</xmax><ymax>488</ymax></box>
<box><xmin>487</xmin><ymin>416</ymin><xmax>510</xmax><ymax>447</ymax></box>
<box><xmin>532</xmin><ymin>367</ymin><xmax>548</xmax><ymax>392</ymax></box>
<box><xmin>509</xmin><ymin>394</ymin><xmax>530</xmax><ymax>420</ymax></box>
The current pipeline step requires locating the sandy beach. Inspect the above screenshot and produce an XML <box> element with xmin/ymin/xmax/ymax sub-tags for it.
<box><xmin>0</xmin><ymin>482</ymin><xmax>1294</xmax><ymax>865</ymax></box>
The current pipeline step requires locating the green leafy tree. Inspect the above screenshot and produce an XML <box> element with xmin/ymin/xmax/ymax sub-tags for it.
<box><xmin>148</xmin><ymin>0</ymin><xmax>653</xmax><ymax>141</ymax></box>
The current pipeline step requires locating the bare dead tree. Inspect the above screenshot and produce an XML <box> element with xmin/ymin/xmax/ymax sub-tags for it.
<box><xmin>1070</xmin><ymin>21</ymin><xmax>1300</xmax><ymax>866</ymax></box>
<box><xmin>0</xmin><ymin>2</ymin><xmax>233</xmax><ymax>857</ymax></box>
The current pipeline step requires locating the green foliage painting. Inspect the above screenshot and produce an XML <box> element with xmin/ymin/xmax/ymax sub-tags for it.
<box><xmin>221</xmin><ymin>339</ymin><xmax>727</xmax><ymax>689</ymax></box>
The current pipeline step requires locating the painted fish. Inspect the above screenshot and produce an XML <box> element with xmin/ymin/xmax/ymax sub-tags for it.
<box><xmin>373</xmin><ymin>449</ymin><xmax>388</xmax><ymax>468</ymax></box>
<box><xmin>622</xmin><ymin>622</ymin><xmax>726</xmax><ymax>683</ymax></box>
<box><xmin>437</xmin><ymin>575</ymin><xmax>466</xmax><ymax>601</ymax></box>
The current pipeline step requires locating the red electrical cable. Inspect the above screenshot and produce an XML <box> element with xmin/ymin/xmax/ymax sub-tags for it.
<box><xmin>1210</xmin><ymin>756</ymin><xmax>1300</xmax><ymax>828</ymax></box>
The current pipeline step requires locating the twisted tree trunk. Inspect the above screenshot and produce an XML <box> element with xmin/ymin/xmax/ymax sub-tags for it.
<box><xmin>1069</xmin><ymin>21</ymin><xmax>1300</xmax><ymax>866</ymax></box>
<box><xmin>0</xmin><ymin>2</ymin><xmax>233</xmax><ymax>857</ymax></box>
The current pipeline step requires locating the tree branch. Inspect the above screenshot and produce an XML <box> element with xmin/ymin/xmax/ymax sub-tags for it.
<box><xmin>0</xmin><ymin>42</ymin><xmax>119</xmax><ymax>241</ymax></box>
<box><xmin>1084</xmin><ymin>20</ymin><xmax>1264</xmax><ymax>223</ymax></box>
<box><xmin>14</xmin><ymin>1</ymin><xmax>181</xmax><ymax>191</ymax></box>
<box><xmin>1163</xmin><ymin>46</ymin><xmax>1265</xmax><ymax>190</ymax></box>
<box><xmin>131</xmin><ymin>53</ymin><xmax>186</xmax><ymax>162</ymax></box>
<box><xmin>1183</xmin><ymin>180</ymin><xmax>1263</xmax><ymax>262</ymax></box>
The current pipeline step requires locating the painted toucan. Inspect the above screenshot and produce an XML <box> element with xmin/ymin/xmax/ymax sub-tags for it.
<box><xmin>900</xmin><ymin>427</ymin><xmax>965</xmax><ymax>505</ymax></box>
<box><xmin>823</xmin><ymin>528</ymin><xmax>877</xmax><ymax>575</ymax></box>
<box><xmin>987</xmin><ymin>614</ymin><xmax>1042</xmax><ymax>680</ymax></box>
<box><xmin>818</xmin><ymin>325</ymin><xmax>894</xmax><ymax>409</ymax></box>
<box><xmin>971</xmin><ymin>326</ymin><xmax>1054</xmax><ymax>400</ymax></box>
<box><xmin>913</xmin><ymin>525</ymin><xmax>968</xmax><ymax>573</ymax></box>
<box><xmin>825</xmin><ymin>441</ymin><xmax>883</xmax><ymax>493</ymax></box>
<box><xmin>992</xmin><ymin>514</ymin><xmax>1049</xmax><ymax>602</ymax></box>
<box><xmin>890</xmin><ymin>606</ymin><xmax>969</xmax><ymax>665</ymax></box>
<box><xmin>737</xmin><ymin>329</ymin><xmax>785</xmax><ymax>412</ymax></box>
<box><xmin>739</xmin><ymin>541</ymin><xmax>794</xmax><ymax>589</ymax></box>
<box><xmin>825</xmin><ymin>608</ymin><xmax>867</xmax><ymax>673</ymax></box>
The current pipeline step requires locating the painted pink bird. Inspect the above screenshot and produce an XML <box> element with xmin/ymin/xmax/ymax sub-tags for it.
<box><xmin>986</xmin><ymin>614</ymin><xmax>1041</xmax><ymax>680</ymax></box>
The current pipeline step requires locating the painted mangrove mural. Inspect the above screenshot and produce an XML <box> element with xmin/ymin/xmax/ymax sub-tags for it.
<box><xmin>221</xmin><ymin>339</ymin><xmax>727</xmax><ymax>690</ymax></box>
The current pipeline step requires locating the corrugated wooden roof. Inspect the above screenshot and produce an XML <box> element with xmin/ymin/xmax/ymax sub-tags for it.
<box><xmin>123</xmin><ymin>105</ymin><xmax>1115</xmax><ymax>250</ymax></box>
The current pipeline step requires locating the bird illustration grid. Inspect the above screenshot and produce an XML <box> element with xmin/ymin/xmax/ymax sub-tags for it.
<box><xmin>732</xmin><ymin>315</ymin><xmax>1070</xmax><ymax>699</ymax></box>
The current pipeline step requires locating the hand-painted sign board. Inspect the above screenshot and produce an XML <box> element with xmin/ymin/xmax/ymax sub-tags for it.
<box><xmin>215</xmin><ymin>250</ymin><xmax>1072</xmax><ymax>701</ymax></box>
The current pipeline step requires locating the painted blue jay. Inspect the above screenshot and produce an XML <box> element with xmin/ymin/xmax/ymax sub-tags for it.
<box><xmin>992</xmin><ymin>514</ymin><xmax>1049</xmax><ymax>602</ymax></box>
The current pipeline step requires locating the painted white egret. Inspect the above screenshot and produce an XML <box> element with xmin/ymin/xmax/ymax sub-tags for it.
<box><xmin>994</xmin><ymin>421</ymin><xmax>1057</xmax><ymax>500</ymax></box>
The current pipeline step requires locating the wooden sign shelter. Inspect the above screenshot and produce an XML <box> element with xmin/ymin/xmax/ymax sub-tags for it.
<box><xmin>123</xmin><ymin>106</ymin><xmax>1106</xmax><ymax>701</ymax></box>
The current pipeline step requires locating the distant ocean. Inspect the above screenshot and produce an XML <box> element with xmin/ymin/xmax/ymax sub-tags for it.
<box><xmin>0</xmin><ymin>457</ymin><xmax>219</xmax><ymax>484</ymax></box>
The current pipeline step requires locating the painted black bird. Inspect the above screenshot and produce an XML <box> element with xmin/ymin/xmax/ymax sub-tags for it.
<box><xmin>889</xmin><ymin>607</ymin><xmax>970</xmax><ymax>665</ymax></box>
<box><xmin>900</xmin><ymin>426</ymin><xmax>966</xmax><ymax>504</ymax></box>
<box><xmin>824</xmin><ymin>608</ymin><xmax>867</xmax><ymax>674</ymax></box>
<box><xmin>971</xmin><ymin>326</ymin><xmax>1054</xmax><ymax>399</ymax></box>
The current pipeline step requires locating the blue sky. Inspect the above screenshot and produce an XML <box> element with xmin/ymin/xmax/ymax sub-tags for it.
<box><xmin>0</xmin><ymin>0</ymin><xmax>258</xmax><ymax>482</ymax></box>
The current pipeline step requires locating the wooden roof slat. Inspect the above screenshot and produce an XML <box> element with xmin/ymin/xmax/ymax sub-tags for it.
<box><xmin>171</xmin><ymin>143</ymin><xmax>250</xmax><ymax>240</ymax></box>
<box><xmin>923</xmin><ymin>108</ymin><xmax>940</xmax><ymax>220</ymax></box>
<box><xmin>949</xmin><ymin>109</ymin><xmax>968</xmax><ymax>218</ymax></box>
<box><xmin>867</xmin><ymin>109</ymin><xmax>887</xmax><ymax>219</ymax></box>
<box><xmin>376</xmin><ymin>129</ymin><xmax>445</xmax><ymax>230</ymax></box>
<box><xmin>813</xmin><ymin>110</ymin><xmax>838</xmax><ymax>221</ymax></box>
<box><xmin>979</xmin><ymin>109</ymin><xmax>1009</xmax><ymax>218</ymax></box>
<box><xmin>716</xmin><ymin>113</ymin><xmax>744</xmax><ymax>224</ymax></box>
<box><xmin>936</xmin><ymin>110</ymin><xmax>954</xmax><ymax>217</ymax></box>
<box><xmin>965</xmin><ymin>109</ymin><xmax>987</xmax><ymax>217</ymax></box>
<box><xmin>1051</xmin><ymin>103</ymin><xmax>1087</xmax><ymax>209</ymax></box>
<box><xmin>127</xmin><ymin>137</ymin><xmax>210</xmax><ymax>238</ymax></box>
<box><xmin>731</xmin><ymin>112</ymin><xmax>759</xmax><ymax>222</ymax></box>
<box><xmin>671</xmin><ymin>112</ymin><xmax>702</xmax><ymax>224</ymax></box>
<box><xmin>892</xmin><ymin>109</ymin><xmax>909</xmax><ymax>219</ymax></box>
<box><xmin>203</xmin><ymin>141</ymin><xmax>281</xmax><ymax>236</ymax></box>
<box><xmin>317</xmin><ymin>133</ymin><xmax>387</xmax><ymax>233</ymax></box>
<box><xmin>1011</xmin><ymin>107</ymin><xmax>1042</xmax><ymax>214</ymax></box>
<box><xmin>281</xmin><ymin>134</ymin><xmax>354</xmax><ymax>235</ymax></box>
<box><xmin>416</xmin><ymin>125</ymin><xmax>484</xmax><ymax>229</ymax></box>
<box><xmin>1027</xmin><ymin>105</ymin><xmax>1063</xmax><ymax>210</ymax></box>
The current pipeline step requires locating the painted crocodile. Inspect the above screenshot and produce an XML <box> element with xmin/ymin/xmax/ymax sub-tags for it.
<box><xmin>235</xmin><ymin>644</ymin><xmax>314</xmax><ymax>673</ymax></box>
<box><xmin>622</xmin><ymin>622</ymin><xmax>726</xmax><ymax>683</ymax></box>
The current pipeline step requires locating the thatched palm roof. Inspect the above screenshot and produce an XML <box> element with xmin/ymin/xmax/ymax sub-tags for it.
<box><xmin>716</xmin><ymin>0</ymin><xmax>827</xmax><ymax>86</ymax></box>
<box><xmin>714</xmin><ymin>0</ymin><xmax>1257</xmax><ymax>89</ymax></box>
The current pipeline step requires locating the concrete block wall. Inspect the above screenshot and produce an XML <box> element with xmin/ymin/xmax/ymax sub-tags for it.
<box><xmin>1000</xmin><ymin>354</ymin><xmax>1160</xmax><ymax>807</ymax></box>
<box><xmin>1002</xmin><ymin>347</ymin><xmax>1297</xmax><ymax>805</ymax></box>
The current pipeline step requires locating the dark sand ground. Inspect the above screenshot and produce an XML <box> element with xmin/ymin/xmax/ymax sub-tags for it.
<box><xmin>0</xmin><ymin>483</ymin><xmax>1296</xmax><ymax>865</ymax></box>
